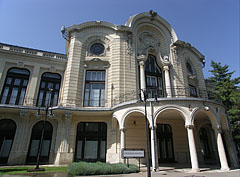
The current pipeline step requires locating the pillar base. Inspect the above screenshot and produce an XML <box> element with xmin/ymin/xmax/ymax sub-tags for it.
<box><xmin>220</xmin><ymin>167</ymin><xmax>230</xmax><ymax>171</ymax></box>
<box><xmin>190</xmin><ymin>168</ymin><xmax>200</xmax><ymax>173</ymax></box>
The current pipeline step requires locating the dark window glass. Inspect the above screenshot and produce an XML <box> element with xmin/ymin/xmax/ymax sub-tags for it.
<box><xmin>0</xmin><ymin>68</ymin><xmax>30</xmax><ymax>105</ymax></box>
<box><xmin>84</xmin><ymin>71</ymin><xmax>105</xmax><ymax>107</ymax></box>
<box><xmin>144</xmin><ymin>55</ymin><xmax>163</xmax><ymax>98</ymax></box>
<box><xmin>26</xmin><ymin>121</ymin><xmax>53</xmax><ymax>163</ymax></box>
<box><xmin>156</xmin><ymin>124</ymin><xmax>175</xmax><ymax>163</ymax></box>
<box><xmin>90</xmin><ymin>43</ymin><xmax>105</xmax><ymax>55</ymax></box>
<box><xmin>75</xmin><ymin>122</ymin><xmax>107</xmax><ymax>162</ymax></box>
<box><xmin>0</xmin><ymin>119</ymin><xmax>16</xmax><ymax>164</ymax></box>
<box><xmin>186</xmin><ymin>62</ymin><xmax>193</xmax><ymax>75</ymax></box>
<box><xmin>189</xmin><ymin>85</ymin><xmax>197</xmax><ymax>97</ymax></box>
<box><xmin>37</xmin><ymin>72</ymin><xmax>61</xmax><ymax>107</ymax></box>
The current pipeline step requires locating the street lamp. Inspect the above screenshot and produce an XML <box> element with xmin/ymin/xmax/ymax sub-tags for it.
<box><xmin>139</xmin><ymin>89</ymin><xmax>151</xmax><ymax>177</ymax></box>
<box><xmin>27</xmin><ymin>88</ymin><xmax>54</xmax><ymax>172</ymax></box>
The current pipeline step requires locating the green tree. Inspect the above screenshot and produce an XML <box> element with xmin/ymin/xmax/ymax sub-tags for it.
<box><xmin>208</xmin><ymin>60</ymin><xmax>240</xmax><ymax>143</ymax></box>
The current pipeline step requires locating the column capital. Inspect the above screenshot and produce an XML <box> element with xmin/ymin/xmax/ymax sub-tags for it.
<box><xmin>137</xmin><ymin>54</ymin><xmax>147</xmax><ymax>62</ymax></box>
<box><xmin>214</xmin><ymin>125</ymin><xmax>222</xmax><ymax>133</ymax></box>
<box><xmin>163</xmin><ymin>65</ymin><xmax>169</xmax><ymax>71</ymax></box>
<box><xmin>185</xmin><ymin>124</ymin><xmax>194</xmax><ymax>129</ymax></box>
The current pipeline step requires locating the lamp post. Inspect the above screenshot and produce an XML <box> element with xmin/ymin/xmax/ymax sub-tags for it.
<box><xmin>140</xmin><ymin>89</ymin><xmax>151</xmax><ymax>177</ymax></box>
<box><xmin>28</xmin><ymin>88</ymin><xmax>54</xmax><ymax>172</ymax></box>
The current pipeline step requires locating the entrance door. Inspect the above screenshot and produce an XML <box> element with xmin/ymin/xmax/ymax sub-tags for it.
<box><xmin>75</xmin><ymin>122</ymin><xmax>107</xmax><ymax>162</ymax></box>
<box><xmin>156</xmin><ymin>124</ymin><xmax>175</xmax><ymax>163</ymax></box>
<box><xmin>0</xmin><ymin>119</ymin><xmax>16</xmax><ymax>164</ymax></box>
<box><xmin>26</xmin><ymin>121</ymin><xmax>53</xmax><ymax>164</ymax></box>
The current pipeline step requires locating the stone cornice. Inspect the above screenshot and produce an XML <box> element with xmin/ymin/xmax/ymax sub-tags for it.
<box><xmin>0</xmin><ymin>42</ymin><xmax>67</xmax><ymax>61</ymax></box>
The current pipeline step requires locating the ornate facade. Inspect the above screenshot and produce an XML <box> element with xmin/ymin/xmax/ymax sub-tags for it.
<box><xmin>0</xmin><ymin>11</ymin><xmax>238</xmax><ymax>171</ymax></box>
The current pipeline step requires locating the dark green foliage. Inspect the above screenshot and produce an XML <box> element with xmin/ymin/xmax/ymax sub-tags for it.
<box><xmin>208</xmin><ymin>60</ymin><xmax>240</xmax><ymax>142</ymax></box>
<box><xmin>67</xmin><ymin>162</ymin><xmax>139</xmax><ymax>176</ymax></box>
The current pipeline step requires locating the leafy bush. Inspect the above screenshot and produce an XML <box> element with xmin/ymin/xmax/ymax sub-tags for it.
<box><xmin>67</xmin><ymin>162</ymin><xmax>139</xmax><ymax>176</ymax></box>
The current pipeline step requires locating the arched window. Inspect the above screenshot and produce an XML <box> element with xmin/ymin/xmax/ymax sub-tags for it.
<box><xmin>75</xmin><ymin>122</ymin><xmax>107</xmax><ymax>162</ymax></box>
<box><xmin>145</xmin><ymin>55</ymin><xmax>163</xmax><ymax>98</ymax></box>
<box><xmin>186</xmin><ymin>62</ymin><xmax>194</xmax><ymax>75</ymax></box>
<box><xmin>26</xmin><ymin>121</ymin><xmax>53</xmax><ymax>163</ymax></box>
<box><xmin>156</xmin><ymin>124</ymin><xmax>175</xmax><ymax>163</ymax></box>
<box><xmin>0</xmin><ymin>119</ymin><xmax>16</xmax><ymax>164</ymax></box>
<box><xmin>0</xmin><ymin>68</ymin><xmax>30</xmax><ymax>105</ymax></box>
<box><xmin>37</xmin><ymin>72</ymin><xmax>61</xmax><ymax>107</ymax></box>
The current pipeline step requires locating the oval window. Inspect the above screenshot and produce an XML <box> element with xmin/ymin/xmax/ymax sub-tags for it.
<box><xmin>90</xmin><ymin>43</ymin><xmax>105</xmax><ymax>55</ymax></box>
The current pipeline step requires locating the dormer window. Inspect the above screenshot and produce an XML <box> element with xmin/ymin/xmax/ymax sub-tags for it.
<box><xmin>90</xmin><ymin>43</ymin><xmax>105</xmax><ymax>56</ymax></box>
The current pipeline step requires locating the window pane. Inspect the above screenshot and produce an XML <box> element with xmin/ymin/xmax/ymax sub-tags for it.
<box><xmin>100</xmin><ymin>84</ymin><xmax>105</xmax><ymax>106</ymax></box>
<box><xmin>6</xmin><ymin>78</ymin><xmax>12</xmax><ymax>85</ymax></box>
<box><xmin>37</xmin><ymin>91</ymin><xmax>44</xmax><ymax>107</ymax></box>
<box><xmin>29</xmin><ymin>140</ymin><xmax>39</xmax><ymax>156</ymax></box>
<box><xmin>43</xmin><ymin>73</ymin><xmax>61</xmax><ymax>79</ymax></box>
<box><xmin>41</xmin><ymin>82</ymin><xmax>46</xmax><ymax>89</ymax></box>
<box><xmin>23</xmin><ymin>80</ymin><xmax>28</xmax><ymax>87</ymax></box>
<box><xmin>84</xmin><ymin>141</ymin><xmax>98</xmax><ymax>159</ymax></box>
<box><xmin>97</xmin><ymin>72</ymin><xmax>101</xmax><ymax>80</ymax></box>
<box><xmin>86</xmin><ymin>123</ymin><xmax>99</xmax><ymax>131</ymax></box>
<box><xmin>76</xmin><ymin>141</ymin><xmax>83</xmax><ymax>159</ymax></box>
<box><xmin>92</xmin><ymin>72</ymin><xmax>97</xmax><ymax>81</ymax></box>
<box><xmin>55</xmin><ymin>83</ymin><xmax>60</xmax><ymax>90</ymax></box>
<box><xmin>9</xmin><ymin>87</ymin><xmax>18</xmax><ymax>105</ymax></box>
<box><xmin>90</xmin><ymin>84</ymin><xmax>100</xmax><ymax>106</ymax></box>
<box><xmin>53</xmin><ymin>92</ymin><xmax>58</xmax><ymax>106</ymax></box>
<box><xmin>48</xmin><ymin>83</ymin><xmax>53</xmax><ymax>89</ymax></box>
<box><xmin>14</xmin><ymin>79</ymin><xmax>21</xmax><ymax>86</ymax></box>
<box><xmin>0</xmin><ymin>139</ymin><xmax>12</xmax><ymax>157</ymax></box>
<box><xmin>40</xmin><ymin>140</ymin><xmax>50</xmax><ymax>156</ymax></box>
<box><xmin>45</xmin><ymin>91</ymin><xmax>51</xmax><ymax>106</ymax></box>
<box><xmin>102</xmin><ymin>72</ymin><xmax>105</xmax><ymax>81</ymax></box>
<box><xmin>100</xmin><ymin>141</ymin><xmax>106</xmax><ymax>159</ymax></box>
<box><xmin>84</xmin><ymin>84</ymin><xmax>90</xmax><ymax>106</ymax></box>
<box><xmin>9</xmin><ymin>68</ymin><xmax>29</xmax><ymax>75</ymax></box>
<box><xmin>19</xmin><ymin>88</ymin><xmax>26</xmax><ymax>105</ymax></box>
<box><xmin>1</xmin><ymin>87</ymin><xmax>9</xmax><ymax>104</ymax></box>
<box><xmin>86</xmin><ymin>71</ymin><xmax>91</xmax><ymax>81</ymax></box>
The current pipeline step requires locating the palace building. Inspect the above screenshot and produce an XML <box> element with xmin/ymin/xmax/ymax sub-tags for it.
<box><xmin>0</xmin><ymin>11</ymin><xmax>239</xmax><ymax>171</ymax></box>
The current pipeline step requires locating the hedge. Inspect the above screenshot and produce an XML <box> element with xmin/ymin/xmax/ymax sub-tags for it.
<box><xmin>67</xmin><ymin>162</ymin><xmax>139</xmax><ymax>176</ymax></box>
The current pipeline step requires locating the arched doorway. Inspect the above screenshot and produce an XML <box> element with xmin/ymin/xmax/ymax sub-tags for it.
<box><xmin>26</xmin><ymin>121</ymin><xmax>53</xmax><ymax>164</ymax></box>
<box><xmin>75</xmin><ymin>122</ymin><xmax>107</xmax><ymax>162</ymax></box>
<box><xmin>0</xmin><ymin>119</ymin><xmax>16</xmax><ymax>164</ymax></box>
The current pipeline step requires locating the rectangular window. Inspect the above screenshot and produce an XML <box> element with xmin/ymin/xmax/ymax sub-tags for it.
<box><xmin>189</xmin><ymin>85</ymin><xmax>197</xmax><ymax>97</ymax></box>
<box><xmin>84</xmin><ymin>71</ymin><xmax>105</xmax><ymax>107</ymax></box>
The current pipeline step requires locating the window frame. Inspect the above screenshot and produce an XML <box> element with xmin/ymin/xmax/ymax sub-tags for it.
<box><xmin>0</xmin><ymin>68</ymin><xmax>30</xmax><ymax>105</ymax></box>
<box><xmin>83</xmin><ymin>70</ymin><xmax>106</xmax><ymax>107</ymax></box>
<box><xmin>144</xmin><ymin>55</ymin><xmax>164</xmax><ymax>98</ymax></box>
<box><xmin>36</xmin><ymin>72</ymin><xmax>61</xmax><ymax>107</ymax></box>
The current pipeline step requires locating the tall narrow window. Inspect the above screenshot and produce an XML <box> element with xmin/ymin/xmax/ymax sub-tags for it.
<box><xmin>37</xmin><ymin>73</ymin><xmax>61</xmax><ymax>107</ymax></box>
<box><xmin>0</xmin><ymin>68</ymin><xmax>30</xmax><ymax>105</ymax></box>
<box><xmin>145</xmin><ymin>55</ymin><xmax>163</xmax><ymax>98</ymax></box>
<box><xmin>156</xmin><ymin>124</ymin><xmax>175</xmax><ymax>163</ymax></box>
<box><xmin>84</xmin><ymin>71</ymin><xmax>105</xmax><ymax>107</ymax></box>
<box><xmin>75</xmin><ymin>122</ymin><xmax>107</xmax><ymax>162</ymax></box>
<box><xmin>0</xmin><ymin>119</ymin><xmax>16</xmax><ymax>164</ymax></box>
<box><xmin>26</xmin><ymin>121</ymin><xmax>53</xmax><ymax>163</ymax></box>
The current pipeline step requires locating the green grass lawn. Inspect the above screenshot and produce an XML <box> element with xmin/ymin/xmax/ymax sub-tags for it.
<box><xmin>0</xmin><ymin>166</ymin><xmax>67</xmax><ymax>175</ymax></box>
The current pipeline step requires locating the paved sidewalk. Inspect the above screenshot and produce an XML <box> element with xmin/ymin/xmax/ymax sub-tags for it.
<box><xmin>1</xmin><ymin>168</ymin><xmax>240</xmax><ymax>177</ymax></box>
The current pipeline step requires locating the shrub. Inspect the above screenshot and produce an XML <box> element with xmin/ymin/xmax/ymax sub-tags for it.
<box><xmin>67</xmin><ymin>162</ymin><xmax>139</xmax><ymax>176</ymax></box>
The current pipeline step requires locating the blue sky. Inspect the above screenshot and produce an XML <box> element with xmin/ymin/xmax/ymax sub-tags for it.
<box><xmin>0</xmin><ymin>0</ymin><xmax>239</xmax><ymax>79</ymax></box>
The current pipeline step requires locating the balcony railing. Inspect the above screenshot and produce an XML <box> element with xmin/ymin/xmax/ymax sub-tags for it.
<box><xmin>0</xmin><ymin>87</ymin><xmax>219</xmax><ymax>108</ymax></box>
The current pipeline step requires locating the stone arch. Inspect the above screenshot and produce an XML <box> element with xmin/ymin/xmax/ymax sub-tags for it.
<box><xmin>220</xmin><ymin>114</ymin><xmax>229</xmax><ymax>130</ymax></box>
<box><xmin>121</xmin><ymin>108</ymin><xmax>147</xmax><ymax>129</ymax></box>
<box><xmin>191</xmin><ymin>107</ymin><xmax>218</xmax><ymax>128</ymax></box>
<box><xmin>154</xmin><ymin>105</ymin><xmax>188</xmax><ymax>126</ymax></box>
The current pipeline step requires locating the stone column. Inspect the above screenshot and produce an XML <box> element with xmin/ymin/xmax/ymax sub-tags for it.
<box><xmin>0</xmin><ymin>61</ymin><xmax>5</xmax><ymax>86</ymax></box>
<box><xmin>163</xmin><ymin>65</ymin><xmax>172</xmax><ymax>97</ymax></box>
<box><xmin>137</xmin><ymin>55</ymin><xmax>147</xmax><ymax>99</ymax></box>
<box><xmin>185</xmin><ymin>125</ymin><xmax>200</xmax><ymax>172</ymax></box>
<box><xmin>214</xmin><ymin>127</ymin><xmax>230</xmax><ymax>171</ymax></box>
<box><xmin>120</xmin><ymin>128</ymin><xmax>126</xmax><ymax>151</ymax></box>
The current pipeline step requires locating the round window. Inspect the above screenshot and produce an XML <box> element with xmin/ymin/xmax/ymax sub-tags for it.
<box><xmin>90</xmin><ymin>43</ymin><xmax>105</xmax><ymax>55</ymax></box>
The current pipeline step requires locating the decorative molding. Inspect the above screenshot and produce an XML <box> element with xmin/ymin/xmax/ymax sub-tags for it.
<box><xmin>65</xmin><ymin>111</ymin><xmax>72</xmax><ymax>119</ymax></box>
<box><xmin>119</xmin><ymin>128</ymin><xmax>126</xmax><ymax>132</ymax></box>
<box><xmin>84</xmin><ymin>58</ymin><xmax>110</xmax><ymax>69</ymax></box>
